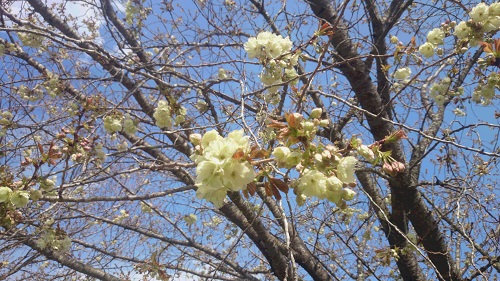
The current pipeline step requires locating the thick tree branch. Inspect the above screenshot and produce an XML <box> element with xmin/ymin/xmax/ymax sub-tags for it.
<box><xmin>21</xmin><ymin>236</ymin><xmax>122</xmax><ymax>281</ymax></box>
<box><xmin>307</xmin><ymin>1</ymin><xmax>461</xmax><ymax>280</ymax></box>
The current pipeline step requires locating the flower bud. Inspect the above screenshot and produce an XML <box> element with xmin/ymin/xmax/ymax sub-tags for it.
<box><xmin>319</xmin><ymin>119</ymin><xmax>330</xmax><ymax>127</ymax></box>
<box><xmin>342</xmin><ymin>188</ymin><xmax>356</xmax><ymax>201</ymax></box>
<box><xmin>296</xmin><ymin>193</ymin><xmax>307</xmax><ymax>206</ymax></box>
<box><xmin>357</xmin><ymin>145</ymin><xmax>375</xmax><ymax>161</ymax></box>
<box><xmin>302</xmin><ymin>121</ymin><xmax>316</xmax><ymax>132</ymax></box>
<box><xmin>310</xmin><ymin>108</ymin><xmax>322</xmax><ymax>119</ymax></box>
<box><xmin>292</xmin><ymin>113</ymin><xmax>303</xmax><ymax>123</ymax></box>
<box><xmin>383</xmin><ymin>162</ymin><xmax>396</xmax><ymax>177</ymax></box>
<box><xmin>272</xmin><ymin>146</ymin><xmax>291</xmax><ymax>162</ymax></box>
<box><xmin>392</xmin><ymin>161</ymin><xmax>406</xmax><ymax>173</ymax></box>
<box><xmin>189</xmin><ymin>133</ymin><xmax>202</xmax><ymax>145</ymax></box>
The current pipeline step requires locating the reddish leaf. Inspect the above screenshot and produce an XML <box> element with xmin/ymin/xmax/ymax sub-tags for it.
<box><xmin>480</xmin><ymin>41</ymin><xmax>493</xmax><ymax>53</ymax></box>
<box><xmin>243</xmin><ymin>189</ymin><xmax>250</xmax><ymax>199</ymax></box>
<box><xmin>246</xmin><ymin>182</ymin><xmax>256</xmax><ymax>196</ymax></box>
<box><xmin>250</xmin><ymin>147</ymin><xmax>269</xmax><ymax>159</ymax></box>
<box><xmin>270</xmin><ymin>177</ymin><xmax>289</xmax><ymax>193</ymax></box>
<box><xmin>267</xmin><ymin>119</ymin><xmax>287</xmax><ymax>129</ymax></box>
<box><xmin>264</xmin><ymin>182</ymin><xmax>273</xmax><ymax>197</ymax></box>
<box><xmin>270</xmin><ymin>184</ymin><xmax>281</xmax><ymax>200</ymax></box>
<box><xmin>495</xmin><ymin>39</ymin><xmax>500</xmax><ymax>53</ymax></box>
<box><xmin>37</xmin><ymin>143</ymin><xmax>44</xmax><ymax>155</ymax></box>
<box><xmin>410</xmin><ymin>36</ymin><xmax>416</xmax><ymax>47</ymax></box>
<box><xmin>232</xmin><ymin>148</ymin><xmax>245</xmax><ymax>159</ymax></box>
<box><xmin>285</xmin><ymin>112</ymin><xmax>297</xmax><ymax>128</ymax></box>
<box><xmin>319</xmin><ymin>20</ymin><xmax>330</xmax><ymax>32</ymax></box>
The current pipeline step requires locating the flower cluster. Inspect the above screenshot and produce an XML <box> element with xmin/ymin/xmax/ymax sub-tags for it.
<box><xmin>0</xmin><ymin>186</ymin><xmax>29</xmax><ymax>207</ymax></box>
<box><xmin>17</xmin><ymin>85</ymin><xmax>43</xmax><ymax>102</ymax></box>
<box><xmin>125</xmin><ymin>0</ymin><xmax>141</xmax><ymax>25</ymax></box>
<box><xmin>453</xmin><ymin>108</ymin><xmax>466</xmax><ymax>116</ymax></box>
<box><xmin>244</xmin><ymin>32</ymin><xmax>300</xmax><ymax>102</ymax></box>
<box><xmin>393</xmin><ymin>67</ymin><xmax>411</xmax><ymax>80</ymax></box>
<box><xmin>123</xmin><ymin>115</ymin><xmax>137</xmax><ymax>135</ymax></box>
<box><xmin>269</xmin><ymin>109</ymin><xmax>357</xmax><ymax>206</ymax></box>
<box><xmin>292</xmin><ymin>154</ymin><xmax>357</xmax><ymax>206</ymax></box>
<box><xmin>429</xmin><ymin>77</ymin><xmax>463</xmax><ymax>105</ymax></box>
<box><xmin>184</xmin><ymin>214</ymin><xmax>197</xmax><ymax>225</ymax></box>
<box><xmin>42</xmin><ymin>72</ymin><xmax>61</xmax><ymax>98</ymax></box>
<box><xmin>103</xmin><ymin>114</ymin><xmax>138</xmax><ymax>135</ymax></box>
<box><xmin>36</xmin><ymin>227</ymin><xmax>72</xmax><ymax>253</ymax></box>
<box><xmin>153</xmin><ymin>100</ymin><xmax>173</xmax><ymax>128</ymax></box>
<box><xmin>348</xmin><ymin>138</ymin><xmax>377</xmax><ymax>164</ymax></box>
<box><xmin>103</xmin><ymin>115</ymin><xmax>123</xmax><ymax>134</ymax></box>
<box><xmin>18</xmin><ymin>31</ymin><xmax>44</xmax><ymax>48</ymax></box>
<box><xmin>191</xmin><ymin>130</ymin><xmax>255</xmax><ymax>208</ymax></box>
<box><xmin>153</xmin><ymin>100</ymin><xmax>187</xmax><ymax>128</ymax></box>
<box><xmin>0</xmin><ymin>42</ymin><xmax>16</xmax><ymax>57</ymax></box>
<box><xmin>245</xmin><ymin>32</ymin><xmax>293</xmax><ymax>61</ymax></box>
<box><xmin>112</xmin><ymin>209</ymin><xmax>130</xmax><ymax>223</ymax></box>
<box><xmin>419</xmin><ymin>27</ymin><xmax>445</xmax><ymax>58</ymax></box>
<box><xmin>453</xmin><ymin>3</ymin><xmax>500</xmax><ymax>47</ymax></box>
<box><xmin>472</xmin><ymin>72</ymin><xmax>499</xmax><ymax>105</ymax></box>
<box><xmin>218</xmin><ymin>68</ymin><xmax>228</xmax><ymax>79</ymax></box>
<box><xmin>40</xmin><ymin>176</ymin><xmax>57</xmax><ymax>192</ymax></box>
<box><xmin>0</xmin><ymin>110</ymin><xmax>13</xmax><ymax>126</ymax></box>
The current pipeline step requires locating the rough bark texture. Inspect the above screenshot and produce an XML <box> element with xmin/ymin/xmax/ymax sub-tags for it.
<box><xmin>307</xmin><ymin>0</ymin><xmax>461</xmax><ymax>280</ymax></box>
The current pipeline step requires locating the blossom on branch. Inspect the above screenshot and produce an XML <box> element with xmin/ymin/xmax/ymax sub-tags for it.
<box><xmin>192</xmin><ymin>130</ymin><xmax>255</xmax><ymax>208</ymax></box>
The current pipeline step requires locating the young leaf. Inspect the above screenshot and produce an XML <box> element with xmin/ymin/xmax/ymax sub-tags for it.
<box><xmin>246</xmin><ymin>182</ymin><xmax>256</xmax><ymax>196</ymax></box>
<box><xmin>250</xmin><ymin>147</ymin><xmax>269</xmax><ymax>159</ymax></box>
<box><xmin>269</xmin><ymin>177</ymin><xmax>289</xmax><ymax>193</ymax></box>
<box><xmin>232</xmin><ymin>148</ymin><xmax>245</xmax><ymax>159</ymax></box>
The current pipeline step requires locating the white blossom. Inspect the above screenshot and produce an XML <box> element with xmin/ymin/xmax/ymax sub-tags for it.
<box><xmin>184</xmin><ymin>214</ymin><xmax>197</xmax><ymax>225</ymax></box>
<box><xmin>337</xmin><ymin>156</ymin><xmax>357</xmax><ymax>183</ymax></box>
<box><xmin>325</xmin><ymin>176</ymin><xmax>343</xmax><ymax>204</ymax></box>
<box><xmin>272</xmin><ymin>146</ymin><xmax>291</xmax><ymax>162</ymax></box>
<box><xmin>218</xmin><ymin>68</ymin><xmax>227</xmax><ymax>79</ymax></box>
<box><xmin>193</xmin><ymin>130</ymin><xmax>255</xmax><ymax>208</ymax></box>
<box><xmin>0</xmin><ymin>186</ymin><xmax>12</xmax><ymax>203</ymax></box>
<box><xmin>357</xmin><ymin>145</ymin><xmax>375</xmax><ymax>161</ymax></box>
<box><xmin>342</xmin><ymin>188</ymin><xmax>356</xmax><ymax>201</ymax></box>
<box><xmin>470</xmin><ymin>3</ymin><xmax>489</xmax><ymax>23</ymax></box>
<box><xmin>453</xmin><ymin>108</ymin><xmax>466</xmax><ymax>116</ymax></box>
<box><xmin>434</xmin><ymin>94</ymin><xmax>446</xmax><ymax>106</ymax></box>
<box><xmin>10</xmin><ymin>191</ymin><xmax>30</xmax><ymax>207</ymax></box>
<box><xmin>482</xmin><ymin>16</ymin><xmax>500</xmax><ymax>32</ymax></box>
<box><xmin>310</xmin><ymin>108</ymin><xmax>322</xmax><ymax>119</ymax></box>
<box><xmin>103</xmin><ymin>116</ymin><xmax>122</xmax><ymax>133</ymax></box>
<box><xmin>419</xmin><ymin>42</ymin><xmax>434</xmax><ymax>58</ymax></box>
<box><xmin>123</xmin><ymin>117</ymin><xmax>137</xmax><ymax>135</ymax></box>
<box><xmin>298</xmin><ymin>170</ymin><xmax>327</xmax><ymax>198</ymax></box>
<box><xmin>153</xmin><ymin>100</ymin><xmax>173</xmax><ymax>128</ymax></box>
<box><xmin>284</xmin><ymin>152</ymin><xmax>302</xmax><ymax>168</ymax></box>
<box><xmin>426</xmin><ymin>28</ymin><xmax>445</xmax><ymax>45</ymax></box>
<box><xmin>394</xmin><ymin>67</ymin><xmax>411</xmax><ymax>80</ymax></box>
<box><xmin>490</xmin><ymin>3</ymin><xmax>500</xmax><ymax>16</ymax></box>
